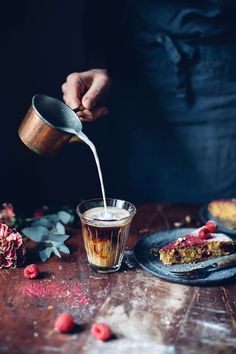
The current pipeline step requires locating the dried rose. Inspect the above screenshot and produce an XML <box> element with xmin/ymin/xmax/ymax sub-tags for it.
<box><xmin>0</xmin><ymin>223</ymin><xmax>26</xmax><ymax>268</ymax></box>
<box><xmin>0</xmin><ymin>203</ymin><xmax>16</xmax><ymax>227</ymax></box>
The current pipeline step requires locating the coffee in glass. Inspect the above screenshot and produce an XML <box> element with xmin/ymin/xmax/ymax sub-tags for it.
<box><xmin>77</xmin><ymin>198</ymin><xmax>136</xmax><ymax>273</ymax></box>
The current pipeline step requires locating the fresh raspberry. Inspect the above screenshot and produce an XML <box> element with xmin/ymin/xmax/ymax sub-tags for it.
<box><xmin>199</xmin><ymin>227</ymin><xmax>211</xmax><ymax>239</ymax></box>
<box><xmin>24</xmin><ymin>264</ymin><xmax>40</xmax><ymax>279</ymax></box>
<box><xmin>91</xmin><ymin>323</ymin><xmax>112</xmax><ymax>341</ymax></box>
<box><xmin>54</xmin><ymin>313</ymin><xmax>74</xmax><ymax>333</ymax></box>
<box><xmin>205</xmin><ymin>220</ymin><xmax>217</xmax><ymax>233</ymax></box>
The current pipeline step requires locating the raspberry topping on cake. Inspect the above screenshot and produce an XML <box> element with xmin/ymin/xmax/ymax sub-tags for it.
<box><xmin>160</xmin><ymin>235</ymin><xmax>207</xmax><ymax>252</ymax></box>
<box><xmin>198</xmin><ymin>228</ymin><xmax>211</xmax><ymax>239</ymax></box>
<box><xmin>205</xmin><ymin>220</ymin><xmax>217</xmax><ymax>233</ymax></box>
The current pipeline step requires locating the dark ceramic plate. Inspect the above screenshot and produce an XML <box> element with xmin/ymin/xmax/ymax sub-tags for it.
<box><xmin>199</xmin><ymin>205</ymin><xmax>236</xmax><ymax>237</ymax></box>
<box><xmin>133</xmin><ymin>228</ymin><xmax>236</xmax><ymax>285</ymax></box>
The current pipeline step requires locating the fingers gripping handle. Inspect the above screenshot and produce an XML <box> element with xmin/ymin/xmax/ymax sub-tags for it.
<box><xmin>73</xmin><ymin>104</ymin><xmax>85</xmax><ymax>114</ymax></box>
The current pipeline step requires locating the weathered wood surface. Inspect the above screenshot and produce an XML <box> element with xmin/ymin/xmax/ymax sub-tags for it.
<box><xmin>0</xmin><ymin>203</ymin><xmax>236</xmax><ymax>354</ymax></box>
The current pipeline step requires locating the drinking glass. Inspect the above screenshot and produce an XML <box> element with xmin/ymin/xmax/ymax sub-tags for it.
<box><xmin>76</xmin><ymin>198</ymin><xmax>136</xmax><ymax>273</ymax></box>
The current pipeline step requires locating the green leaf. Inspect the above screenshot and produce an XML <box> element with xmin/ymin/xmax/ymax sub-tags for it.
<box><xmin>55</xmin><ymin>222</ymin><xmax>65</xmax><ymax>234</ymax></box>
<box><xmin>58</xmin><ymin>244</ymin><xmax>70</xmax><ymax>254</ymax></box>
<box><xmin>32</xmin><ymin>218</ymin><xmax>55</xmax><ymax>229</ymax></box>
<box><xmin>57</xmin><ymin>211</ymin><xmax>73</xmax><ymax>224</ymax></box>
<box><xmin>22</xmin><ymin>208</ymin><xmax>73</xmax><ymax>262</ymax></box>
<box><xmin>21</xmin><ymin>226</ymin><xmax>49</xmax><ymax>242</ymax></box>
<box><xmin>52</xmin><ymin>245</ymin><xmax>61</xmax><ymax>258</ymax></box>
<box><xmin>50</xmin><ymin>234</ymin><xmax>70</xmax><ymax>243</ymax></box>
<box><xmin>39</xmin><ymin>247</ymin><xmax>53</xmax><ymax>262</ymax></box>
<box><xmin>43</xmin><ymin>214</ymin><xmax>58</xmax><ymax>223</ymax></box>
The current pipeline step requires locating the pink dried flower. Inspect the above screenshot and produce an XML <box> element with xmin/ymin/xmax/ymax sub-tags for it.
<box><xmin>0</xmin><ymin>203</ymin><xmax>16</xmax><ymax>227</ymax></box>
<box><xmin>0</xmin><ymin>223</ymin><xmax>26</xmax><ymax>268</ymax></box>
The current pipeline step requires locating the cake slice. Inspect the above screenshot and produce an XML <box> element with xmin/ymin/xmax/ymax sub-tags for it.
<box><xmin>159</xmin><ymin>221</ymin><xmax>234</xmax><ymax>265</ymax></box>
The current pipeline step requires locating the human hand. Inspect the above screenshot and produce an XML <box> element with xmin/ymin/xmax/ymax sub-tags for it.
<box><xmin>61</xmin><ymin>69</ymin><xmax>111</xmax><ymax>121</ymax></box>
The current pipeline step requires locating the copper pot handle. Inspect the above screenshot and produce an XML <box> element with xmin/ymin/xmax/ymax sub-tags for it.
<box><xmin>73</xmin><ymin>104</ymin><xmax>85</xmax><ymax>114</ymax></box>
<box><xmin>68</xmin><ymin>105</ymin><xmax>85</xmax><ymax>143</ymax></box>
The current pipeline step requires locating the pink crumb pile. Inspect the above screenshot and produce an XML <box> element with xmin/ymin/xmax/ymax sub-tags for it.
<box><xmin>20</xmin><ymin>280</ymin><xmax>90</xmax><ymax>306</ymax></box>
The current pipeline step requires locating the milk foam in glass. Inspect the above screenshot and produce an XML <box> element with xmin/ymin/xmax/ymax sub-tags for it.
<box><xmin>77</xmin><ymin>199</ymin><xmax>136</xmax><ymax>273</ymax></box>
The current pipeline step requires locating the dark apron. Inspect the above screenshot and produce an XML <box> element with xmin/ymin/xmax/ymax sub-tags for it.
<box><xmin>106</xmin><ymin>0</ymin><xmax>236</xmax><ymax>203</ymax></box>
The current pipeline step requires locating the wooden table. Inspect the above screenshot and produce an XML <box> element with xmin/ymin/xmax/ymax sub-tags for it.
<box><xmin>1</xmin><ymin>203</ymin><xmax>236</xmax><ymax>354</ymax></box>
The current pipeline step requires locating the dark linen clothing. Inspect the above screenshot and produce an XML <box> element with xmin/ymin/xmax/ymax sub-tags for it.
<box><xmin>131</xmin><ymin>0</ymin><xmax>236</xmax><ymax>38</ymax></box>
<box><xmin>101</xmin><ymin>0</ymin><xmax>236</xmax><ymax>203</ymax></box>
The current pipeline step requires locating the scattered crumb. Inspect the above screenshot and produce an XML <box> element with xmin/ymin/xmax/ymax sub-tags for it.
<box><xmin>47</xmin><ymin>305</ymin><xmax>54</xmax><ymax>310</ymax></box>
<box><xmin>139</xmin><ymin>228</ymin><xmax>150</xmax><ymax>234</ymax></box>
<box><xmin>185</xmin><ymin>215</ymin><xmax>191</xmax><ymax>223</ymax></box>
<box><xmin>174</xmin><ymin>222</ymin><xmax>183</xmax><ymax>228</ymax></box>
<box><xmin>34</xmin><ymin>332</ymin><xmax>39</xmax><ymax>338</ymax></box>
<box><xmin>177</xmin><ymin>237</ymin><xmax>183</xmax><ymax>241</ymax></box>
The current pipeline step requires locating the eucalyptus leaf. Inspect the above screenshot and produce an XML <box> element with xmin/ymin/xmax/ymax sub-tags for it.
<box><xmin>52</xmin><ymin>245</ymin><xmax>61</xmax><ymax>258</ymax></box>
<box><xmin>21</xmin><ymin>208</ymin><xmax>72</xmax><ymax>262</ymax></box>
<box><xmin>49</xmin><ymin>234</ymin><xmax>70</xmax><ymax>243</ymax></box>
<box><xmin>44</xmin><ymin>240</ymin><xmax>53</xmax><ymax>247</ymax></box>
<box><xmin>22</xmin><ymin>226</ymin><xmax>49</xmax><ymax>242</ymax></box>
<box><xmin>57</xmin><ymin>210</ymin><xmax>73</xmax><ymax>224</ymax></box>
<box><xmin>43</xmin><ymin>214</ymin><xmax>58</xmax><ymax>223</ymax></box>
<box><xmin>32</xmin><ymin>217</ymin><xmax>55</xmax><ymax>229</ymax></box>
<box><xmin>51</xmin><ymin>241</ymin><xmax>64</xmax><ymax>248</ymax></box>
<box><xmin>58</xmin><ymin>244</ymin><xmax>70</xmax><ymax>254</ymax></box>
<box><xmin>55</xmin><ymin>222</ymin><xmax>65</xmax><ymax>234</ymax></box>
<box><xmin>39</xmin><ymin>247</ymin><xmax>53</xmax><ymax>262</ymax></box>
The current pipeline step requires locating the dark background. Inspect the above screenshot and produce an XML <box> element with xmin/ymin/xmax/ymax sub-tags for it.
<box><xmin>0</xmin><ymin>0</ymin><xmax>112</xmax><ymax>213</ymax></box>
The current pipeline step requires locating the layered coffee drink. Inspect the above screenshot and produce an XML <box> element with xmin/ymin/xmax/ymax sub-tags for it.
<box><xmin>76</xmin><ymin>129</ymin><xmax>136</xmax><ymax>272</ymax></box>
<box><xmin>80</xmin><ymin>205</ymin><xmax>133</xmax><ymax>272</ymax></box>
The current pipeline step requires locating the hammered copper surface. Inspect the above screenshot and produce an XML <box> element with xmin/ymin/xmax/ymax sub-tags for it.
<box><xmin>18</xmin><ymin>106</ymin><xmax>74</xmax><ymax>156</ymax></box>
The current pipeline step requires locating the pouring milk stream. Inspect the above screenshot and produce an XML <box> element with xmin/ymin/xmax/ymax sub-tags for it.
<box><xmin>18</xmin><ymin>94</ymin><xmax>125</xmax><ymax>221</ymax></box>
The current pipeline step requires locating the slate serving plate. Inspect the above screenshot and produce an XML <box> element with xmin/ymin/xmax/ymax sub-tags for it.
<box><xmin>199</xmin><ymin>205</ymin><xmax>236</xmax><ymax>237</ymax></box>
<box><xmin>133</xmin><ymin>228</ymin><xmax>236</xmax><ymax>285</ymax></box>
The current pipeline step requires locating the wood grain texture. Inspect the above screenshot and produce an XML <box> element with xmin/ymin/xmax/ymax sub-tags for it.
<box><xmin>0</xmin><ymin>203</ymin><xmax>235</xmax><ymax>354</ymax></box>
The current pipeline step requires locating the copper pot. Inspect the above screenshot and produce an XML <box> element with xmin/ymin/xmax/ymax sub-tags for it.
<box><xmin>18</xmin><ymin>94</ymin><xmax>82</xmax><ymax>156</ymax></box>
